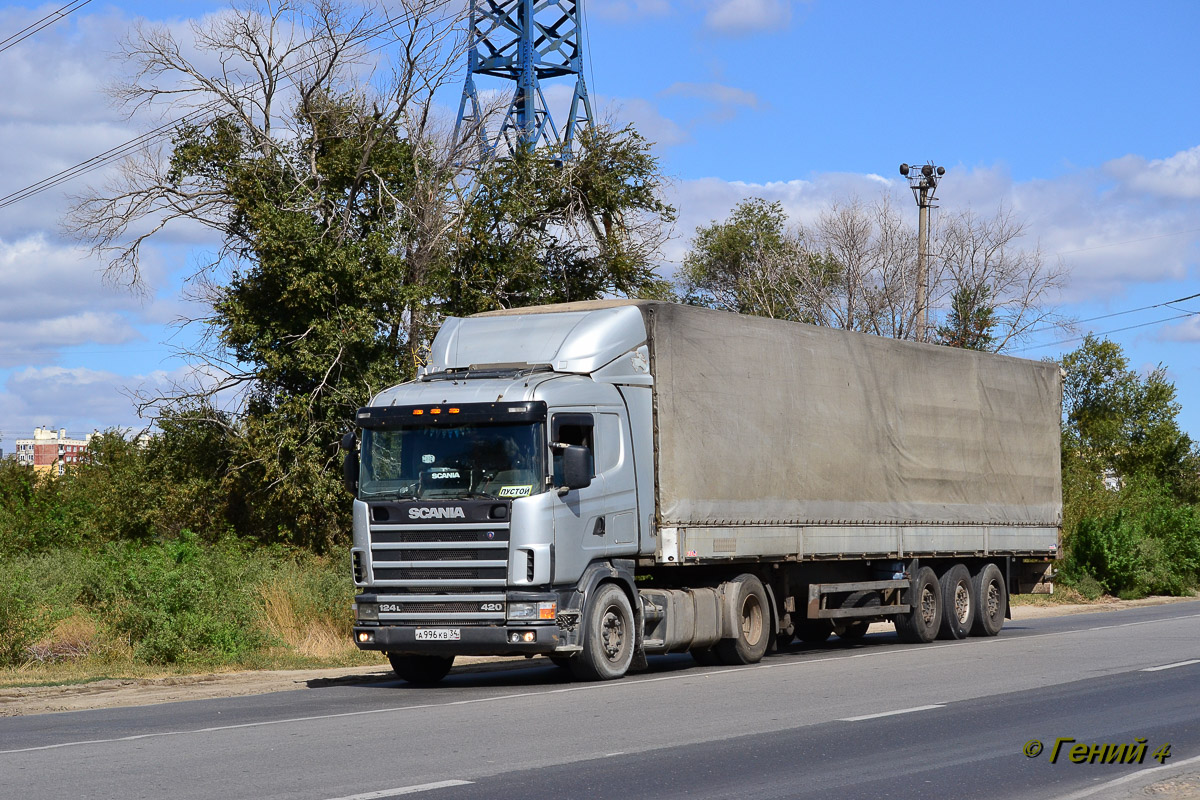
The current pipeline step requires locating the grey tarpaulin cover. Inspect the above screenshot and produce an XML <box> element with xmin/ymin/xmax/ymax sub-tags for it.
<box><xmin>643</xmin><ymin>303</ymin><xmax>1062</xmax><ymax>528</ymax></box>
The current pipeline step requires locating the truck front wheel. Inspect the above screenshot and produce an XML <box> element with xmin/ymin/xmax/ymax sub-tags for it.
<box><xmin>388</xmin><ymin>654</ymin><xmax>454</xmax><ymax>685</ymax></box>
<box><xmin>571</xmin><ymin>583</ymin><xmax>635</xmax><ymax>681</ymax></box>
<box><xmin>895</xmin><ymin>567</ymin><xmax>942</xmax><ymax>643</ymax></box>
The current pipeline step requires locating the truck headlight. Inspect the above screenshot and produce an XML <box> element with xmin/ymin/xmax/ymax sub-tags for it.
<box><xmin>508</xmin><ymin>601</ymin><xmax>556</xmax><ymax>621</ymax></box>
<box><xmin>355</xmin><ymin>603</ymin><xmax>379</xmax><ymax>622</ymax></box>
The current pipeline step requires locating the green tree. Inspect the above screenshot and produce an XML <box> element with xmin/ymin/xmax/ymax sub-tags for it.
<box><xmin>1061</xmin><ymin>335</ymin><xmax>1200</xmax><ymax>502</ymax></box>
<box><xmin>66</xmin><ymin>4</ymin><xmax>675</xmax><ymax>548</ymax></box>
<box><xmin>678</xmin><ymin>198</ymin><xmax>794</xmax><ymax>315</ymax></box>
<box><xmin>447</xmin><ymin>125</ymin><xmax>675</xmax><ymax>315</ymax></box>
<box><xmin>936</xmin><ymin>285</ymin><xmax>997</xmax><ymax>350</ymax></box>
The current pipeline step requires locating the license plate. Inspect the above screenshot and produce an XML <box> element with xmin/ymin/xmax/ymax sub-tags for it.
<box><xmin>415</xmin><ymin>628</ymin><xmax>460</xmax><ymax>641</ymax></box>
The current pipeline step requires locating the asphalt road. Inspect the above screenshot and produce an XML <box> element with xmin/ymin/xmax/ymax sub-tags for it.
<box><xmin>3</xmin><ymin>601</ymin><xmax>1200</xmax><ymax>800</ymax></box>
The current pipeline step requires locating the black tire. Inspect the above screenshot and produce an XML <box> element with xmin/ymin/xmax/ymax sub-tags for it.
<box><xmin>895</xmin><ymin>566</ymin><xmax>942</xmax><ymax>643</ymax></box>
<box><xmin>796</xmin><ymin>619</ymin><xmax>833</xmax><ymax>643</ymax></box>
<box><xmin>570</xmin><ymin>583</ymin><xmax>635</xmax><ymax>681</ymax></box>
<box><xmin>834</xmin><ymin>590</ymin><xmax>878</xmax><ymax>640</ymax></box>
<box><xmin>970</xmin><ymin>563</ymin><xmax>1007</xmax><ymax>637</ymax></box>
<box><xmin>690</xmin><ymin>646</ymin><xmax>723</xmax><ymax>666</ymax></box>
<box><xmin>387</xmin><ymin>653</ymin><xmax>454</xmax><ymax>685</ymax></box>
<box><xmin>937</xmin><ymin>564</ymin><xmax>974</xmax><ymax>640</ymax></box>
<box><xmin>836</xmin><ymin>621</ymin><xmax>870</xmax><ymax>640</ymax></box>
<box><xmin>716</xmin><ymin>574</ymin><xmax>771</xmax><ymax>665</ymax></box>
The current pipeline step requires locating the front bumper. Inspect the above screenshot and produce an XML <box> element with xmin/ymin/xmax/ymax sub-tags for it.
<box><xmin>353</xmin><ymin>622</ymin><xmax>572</xmax><ymax>656</ymax></box>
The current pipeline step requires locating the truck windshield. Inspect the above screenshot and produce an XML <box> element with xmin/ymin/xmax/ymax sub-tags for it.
<box><xmin>358</xmin><ymin>422</ymin><xmax>545</xmax><ymax>501</ymax></box>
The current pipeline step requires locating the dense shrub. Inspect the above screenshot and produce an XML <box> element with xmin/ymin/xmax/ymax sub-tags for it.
<box><xmin>80</xmin><ymin>534</ymin><xmax>270</xmax><ymax>664</ymax></box>
<box><xmin>0</xmin><ymin>563</ymin><xmax>51</xmax><ymax>667</ymax></box>
<box><xmin>1063</xmin><ymin>475</ymin><xmax>1200</xmax><ymax>598</ymax></box>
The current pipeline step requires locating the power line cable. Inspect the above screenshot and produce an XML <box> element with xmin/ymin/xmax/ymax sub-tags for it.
<box><xmin>0</xmin><ymin>0</ymin><xmax>91</xmax><ymax>54</ymax></box>
<box><xmin>0</xmin><ymin>5</ymin><xmax>438</xmax><ymax>211</ymax></box>
<box><xmin>1024</xmin><ymin>291</ymin><xmax>1200</xmax><ymax>336</ymax></box>
<box><xmin>1016</xmin><ymin>310</ymin><xmax>1200</xmax><ymax>353</ymax></box>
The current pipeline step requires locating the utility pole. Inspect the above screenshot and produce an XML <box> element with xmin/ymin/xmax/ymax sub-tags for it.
<box><xmin>899</xmin><ymin>162</ymin><xmax>945</xmax><ymax>342</ymax></box>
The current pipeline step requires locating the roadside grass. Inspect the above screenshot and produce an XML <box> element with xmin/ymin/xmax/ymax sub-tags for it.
<box><xmin>0</xmin><ymin>538</ymin><xmax>381</xmax><ymax>688</ymax></box>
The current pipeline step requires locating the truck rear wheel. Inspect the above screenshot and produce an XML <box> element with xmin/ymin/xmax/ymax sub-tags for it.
<box><xmin>937</xmin><ymin>564</ymin><xmax>974</xmax><ymax>640</ymax></box>
<box><xmin>970</xmin><ymin>563</ymin><xmax>1007</xmax><ymax>636</ymax></box>
<box><xmin>388</xmin><ymin>654</ymin><xmax>454</xmax><ymax>685</ymax></box>
<box><xmin>716</xmin><ymin>575</ymin><xmax>771</xmax><ymax>665</ymax></box>
<box><xmin>570</xmin><ymin>583</ymin><xmax>635</xmax><ymax>681</ymax></box>
<box><xmin>895</xmin><ymin>566</ymin><xmax>941</xmax><ymax>643</ymax></box>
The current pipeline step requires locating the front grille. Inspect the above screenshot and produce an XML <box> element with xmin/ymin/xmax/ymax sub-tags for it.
<box><xmin>375</xmin><ymin>567</ymin><xmax>506</xmax><ymax>581</ymax></box>
<box><xmin>367</xmin><ymin>516</ymin><xmax>509</xmax><ymax>595</ymax></box>
<box><xmin>372</xmin><ymin>529</ymin><xmax>509</xmax><ymax>544</ymax></box>
<box><xmin>398</xmin><ymin>549</ymin><xmax>483</xmax><ymax>561</ymax></box>
<box><xmin>384</xmin><ymin>601</ymin><xmax>489</xmax><ymax>614</ymax></box>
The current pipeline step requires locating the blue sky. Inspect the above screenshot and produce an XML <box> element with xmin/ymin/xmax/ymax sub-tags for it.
<box><xmin>1</xmin><ymin>0</ymin><xmax>1199</xmax><ymax>452</ymax></box>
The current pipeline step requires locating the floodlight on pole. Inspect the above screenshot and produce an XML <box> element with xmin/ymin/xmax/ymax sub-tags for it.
<box><xmin>899</xmin><ymin>161</ymin><xmax>946</xmax><ymax>342</ymax></box>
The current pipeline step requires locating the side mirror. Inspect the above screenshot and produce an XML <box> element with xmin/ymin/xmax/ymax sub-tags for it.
<box><xmin>341</xmin><ymin>432</ymin><xmax>358</xmax><ymax>495</ymax></box>
<box><xmin>558</xmin><ymin>445</ymin><xmax>592</xmax><ymax>492</ymax></box>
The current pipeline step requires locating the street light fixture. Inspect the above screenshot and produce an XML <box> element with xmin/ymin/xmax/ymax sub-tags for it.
<box><xmin>900</xmin><ymin>162</ymin><xmax>946</xmax><ymax>342</ymax></box>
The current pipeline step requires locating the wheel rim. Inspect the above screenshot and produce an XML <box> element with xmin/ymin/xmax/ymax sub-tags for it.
<box><xmin>954</xmin><ymin>581</ymin><xmax>971</xmax><ymax>625</ymax></box>
<box><xmin>920</xmin><ymin>585</ymin><xmax>937</xmax><ymax>626</ymax></box>
<box><xmin>985</xmin><ymin>580</ymin><xmax>1001</xmax><ymax>620</ymax></box>
<box><xmin>740</xmin><ymin>593</ymin><xmax>764</xmax><ymax>645</ymax></box>
<box><xmin>600</xmin><ymin>605</ymin><xmax>626</xmax><ymax>662</ymax></box>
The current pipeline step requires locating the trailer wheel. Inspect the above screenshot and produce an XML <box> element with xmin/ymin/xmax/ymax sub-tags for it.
<box><xmin>387</xmin><ymin>654</ymin><xmax>454</xmax><ymax>685</ymax></box>
<box><xmin>796</xmin><ymin>619</ymin><xmax>833</xmax><ymax>643</ymax></box>
<box><xmin>970</xmin><ymin>563</ymin><xmax>1007</xmax><ymax>637</ymax></box>
<box><xmin>937</xmin><ymin>564</ymin><xmax>974</xmax><ymax>640</ymax></box>
<box><xmin>895</xmin><ymin>566</ymin><xmax>941</xmax><ymax>643</ymax></box>
<box><xmin>835</xmin><ymin>621</ymin><xmax>870</xmax><ymax>640</ymax></box>
<box><xmin>717</xmin><ymin>575</ymin><xmax>771</xmax><ymax>664</ymax></box>
<box><xmin>570</xmin><ymin>583</ymin><xmax>635</xmax><ymax>681</ymax></box>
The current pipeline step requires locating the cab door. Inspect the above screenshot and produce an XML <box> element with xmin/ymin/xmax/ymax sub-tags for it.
<box><xmin>550</xmin><ymin>411</ymin><xmax>609</xmax><ymax>582</ymax></box>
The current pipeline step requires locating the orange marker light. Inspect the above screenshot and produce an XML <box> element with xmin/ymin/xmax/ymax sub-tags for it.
<box><xmin>448</xmin><ymin>408</ymin><xmax>460</xmax><ymax>414</ymax></box>
<box><xmin>412</xmin><ymin>409</ymin><xmax>424</xmax><ymax>415</ymax></box>
<box><xmin>430</xmin><ymin>408</ymin><xmax>442</xmax><ymax>415</ymax></box>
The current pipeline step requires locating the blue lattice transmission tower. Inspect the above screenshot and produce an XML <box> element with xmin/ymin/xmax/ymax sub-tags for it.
<box><xmin>455</xmin><ymin>0</ymin><xmax>595</xmax><ymax>158</ymax></box>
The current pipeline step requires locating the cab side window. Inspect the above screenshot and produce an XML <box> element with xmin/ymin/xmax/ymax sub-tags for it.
<box><xmin>552</xmin><ymin>413</ymin><xmax>595</xmax><ymax>484</ymax></box>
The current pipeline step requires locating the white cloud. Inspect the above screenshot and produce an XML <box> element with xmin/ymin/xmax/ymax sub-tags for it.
<box><xmin>660</xmin><ymin>81</ymin><xmax>763</xmax><ymax>123</ymax></box>
<box><xmin>1106</xmin><ymin>146</ymin><xmax>1200</xmax><ymax>200</ymax></box>
<box><xmin>703</xmin><ymin>0</ymin><xmax>793</xmax><ymax>35</ymax></box>
<box><xmin>659</xmin><ymin>158</ymin><xmax>1200</xmax><ymax>308</ymax></box>
<box><xmin>1158</xmin><ymin>315</ymin><xmax>1200</xmax><ymax>343</ymax></box>
<box><xmin>0</xmin><ymin>365</ymin><xmax>165</xmax><ymax>447</ymax></box>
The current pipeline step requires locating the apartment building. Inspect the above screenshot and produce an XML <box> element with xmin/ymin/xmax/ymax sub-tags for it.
<box><xmin>14</xmin><ymin>427</ymin><xmax>96</xmax><ymax>475</ymax></box>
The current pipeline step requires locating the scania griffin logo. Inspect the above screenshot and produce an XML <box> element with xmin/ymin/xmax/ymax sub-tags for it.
<box><xmin>408</xmin><ymin>507</ymin><xmax>467</xmax><ymax>519</ymax></box>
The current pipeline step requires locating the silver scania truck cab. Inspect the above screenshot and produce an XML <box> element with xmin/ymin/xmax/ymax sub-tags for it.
<box><xmin>345</xmin><ymin>303</ymin><xmax>655</xmax><ymax>683</ymax></box>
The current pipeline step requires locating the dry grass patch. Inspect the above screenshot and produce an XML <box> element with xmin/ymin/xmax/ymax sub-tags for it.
<box><xmin>259</xmin><ymin>579</ymin><xmax>357</xmax><ymax>659</ymax></box>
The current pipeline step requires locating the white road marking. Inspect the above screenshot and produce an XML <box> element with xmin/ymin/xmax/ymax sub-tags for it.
<box><xmin>322</xmin><ymin>781</ymin><xmax>473</xmax><ymax>800</ymax></box>
<box><xmin>4</xmin><ymin>609</ymin><xmax>1199</xmax><ymax>756</ymax></box>
<box><xmin>1051</xmin><ymin>752</ymin><xmax>1200</xmax><ymax>800</ymax></box>
<box><xmin>1141</xmin><ymin>659</ymin><xmax>1200</xmax><ymax>672</ymax></box>
<box><xmin>838</xmin><ymin>704</ymin><xmax>944</xmax><ymax>722</ymax></box>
